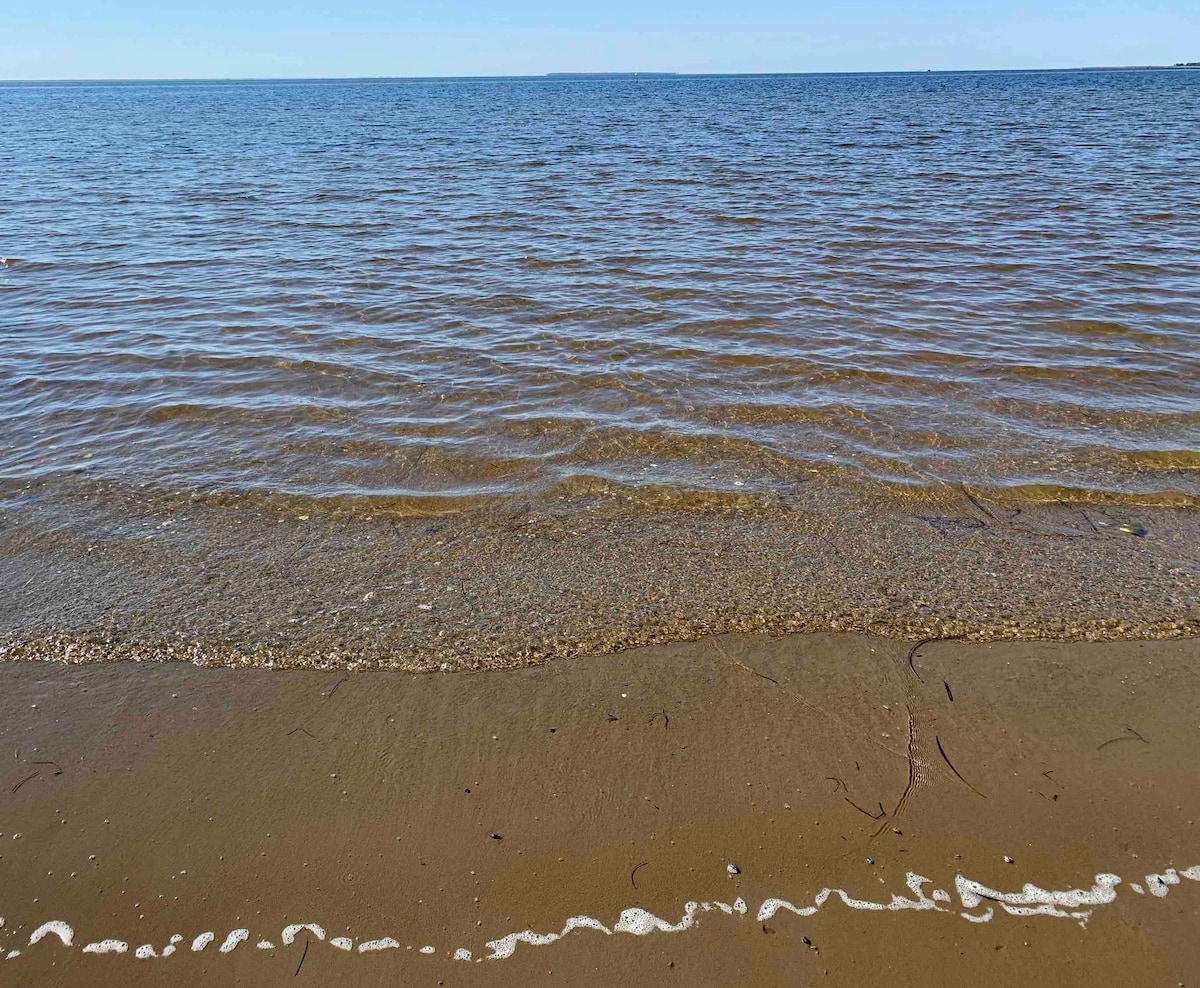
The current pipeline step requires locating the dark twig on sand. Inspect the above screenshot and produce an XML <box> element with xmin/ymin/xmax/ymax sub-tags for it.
<box><xmin>825</xmin><ymin>776</ymin><xmax>847</xmax><ymax>794</ymax></box>
<box><xmin>11</xmin><ymin>772</ymin><xmax>39</xmax><ymax>793</ymax></box>
<box><xmin>295</xmin><ymin>938</ymin><xmax>309</xmax><ymax>976</ymax></box>
<box><xmin>906</xmin><ymin>640</ymin><xmax>932</xmax><ymax>684</ymax></box>
<box><xmin>649</xmin><ymin>710</ymin><xmax>670</xmax><ymax>729</ymax></box>
<box><xmin>1098</xmin><ymin>726</ymin><xmax>1149</xmax><ymax>751</ymax></box>
<box><xmin>908</xmin><ymin>637</ymin><xmax>965</xmax><ymax>685</ymax></box>
<box><xmin>1041</xmin><ymin>770</ymin><xmax>1064</xmax><ymax>789</ymax></box>
<box><xmin>711</xmin><ymin>638</ymin><xmax>779</xmax><ymax>684</ymax></box>
<box><xmin>844</xmin><ymin>797</ymin><xmax>886</xmax><ymax>820</ymax></box>
<box><xmin>32</xmin><ymin>760</ymin><xmax>63</xmax><ymax>775</ymax></box>
<box><xmin>323</xmin><ymin>675</ymin><xmax>349</xmax><ymax>698</ymax></box>
<box><xmin>287</xmin><ymin>727</ymin><xmax>317</xmax><ymax>740</ymax></box>
<box><xmin>631</xmin><ymin>861</ymin><xmax>650</xmax><ymax>889</ymax></box>
<box><xmin>943</xmin><ymin>680</ymin><xmax>954</xmax><ymax>701</ymax></box>
<box><xmin>936</xmin><ymin>736</ymin><xmax>986</xmax><ymax>798</ymax></box>
<box><xmin>961</xmin><ymin>485</ymin><xmax>1002</xmax><ymax>525</ymax></box>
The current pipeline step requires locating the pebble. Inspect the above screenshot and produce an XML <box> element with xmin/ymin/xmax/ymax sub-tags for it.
<box><xmin>1004</xmin><ymin>855</ymin><xmax>1014</xmax><ymax>864</ymax></box>
<box><xmin>727</xmin><ymin>863</ymin><xmax>741</xmax><ymax>875</ymax></box>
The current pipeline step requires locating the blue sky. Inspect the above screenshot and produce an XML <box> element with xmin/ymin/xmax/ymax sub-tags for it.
<box><xmin>2</xmin><ymin>0</ymin><xmax>1198</xmax><ymax>79</ymax></box>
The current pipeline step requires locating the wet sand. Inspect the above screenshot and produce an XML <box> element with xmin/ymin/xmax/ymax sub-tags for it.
<box><xmin>3</xmin><ymin>632</ymin><xmax>1199</xmax><ymax>985</ymax></box>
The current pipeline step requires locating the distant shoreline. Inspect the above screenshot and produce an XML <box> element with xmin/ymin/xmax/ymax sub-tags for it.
<box><xmin>1</xmin><ymin>64</ymin><xmax>1198</xmax><ymax>84</ymax></box>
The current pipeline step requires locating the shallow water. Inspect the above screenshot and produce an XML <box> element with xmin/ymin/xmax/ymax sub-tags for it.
<box><xmin>2</xmin><ymin>70</ymin><xmax>1198</xmax><ymax>508</ymax></box>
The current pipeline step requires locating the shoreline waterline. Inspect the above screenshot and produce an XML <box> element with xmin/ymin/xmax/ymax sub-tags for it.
<box><xmin>2</xmin><ymin>478</ymin><xmax>1197</xmax><ymax>671</ymax></box>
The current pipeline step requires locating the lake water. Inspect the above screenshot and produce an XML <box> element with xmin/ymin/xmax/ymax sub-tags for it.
<box><xmin>2</xmin><ymin>70</ymin><xmax>1198</xmax><ymax>511</ymax></box>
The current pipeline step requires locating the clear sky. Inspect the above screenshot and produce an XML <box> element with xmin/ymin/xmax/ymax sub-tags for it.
<box><xmin>2</xmin><ymin>0</ymin><xmax>1198</xmax><ymax>80</ymax></box>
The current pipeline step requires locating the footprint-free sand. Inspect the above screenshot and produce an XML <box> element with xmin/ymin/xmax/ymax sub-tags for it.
<box><xmin>3</xmin><ymin>632</ymin><xmax>1199</xmax><ymax>986</ymax></box>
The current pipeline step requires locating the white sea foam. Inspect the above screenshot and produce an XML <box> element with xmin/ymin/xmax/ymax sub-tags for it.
<box><xmin>484</xmin><ymin>915</ymin><xmax>613</xmax><ymax>960</ymax></box>
<box><xmin>282</xmin><ymin>923</ymin><xmax>325</xmax><ymax>945</ymax></box>
<box><xmin>28</xmin><ymin>921</ymin><xmax>73</xmax><ymax>947</ymax></box>
<box><xmin>83</xmin><ymin>939</ymin><xmax>128</xmax><ymax>954</ymax></box>
<box><xmin>219</xmin><ymin>929</ymin><xmax>249</xmax><ymax>953</ymax></box>
<box><xmin>4</xmin><ymin>860</ymin><xmax>1198</xmax><ymax>966</ymax></box>
<box><xmin>1145</xmin><ymin>869</ymin><xmax>1181</xmax><ymax>897</ymax></box>
<box><xmin>358</xmin><ymin>938</ymin><xmax>399</xmax><ymax>952</ymax></box>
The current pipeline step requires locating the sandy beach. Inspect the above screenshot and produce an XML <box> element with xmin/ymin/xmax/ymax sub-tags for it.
<box><xmin>3</xmin><ymin>631</ymin><xmax>1199</xmax><ymax>985</ymax></box>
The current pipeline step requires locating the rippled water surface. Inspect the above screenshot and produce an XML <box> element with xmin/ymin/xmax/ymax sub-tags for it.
<box><xmin>2</xmin><ymin>71</ymin><xmax>1199</xmax><ymax>507</ymax></box>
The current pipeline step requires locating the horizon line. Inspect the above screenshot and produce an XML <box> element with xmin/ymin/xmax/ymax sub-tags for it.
<box><xmin>2</xmin><ymin>63</ymin><xmax>1198</xmax><ymax>85</ymax></box>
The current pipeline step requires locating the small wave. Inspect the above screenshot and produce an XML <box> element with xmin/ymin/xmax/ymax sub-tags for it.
<box><xmin>1120</xmin><ymin>449</ymin><xmax>1200</xmax><ymax>472</ymax></box>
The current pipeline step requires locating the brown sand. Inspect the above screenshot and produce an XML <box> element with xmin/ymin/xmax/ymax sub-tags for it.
<box><xmin>2</xmin><ymin>632</ymin><xmax>1199</xmax><ymax>985</ymax></box>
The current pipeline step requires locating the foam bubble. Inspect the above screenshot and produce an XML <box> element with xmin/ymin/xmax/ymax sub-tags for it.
<box><xmin>219</xmin><ymin>929</ymin><xmax>249</xmax><ymax>953</ymax></box>
<box><xmin>29</xmin><ymin>921</ymin><xmax>74</xmax><ymax>947</ymax></box>
<box><xmin>83</xmin><ymin>940</ymin><xmax>128</xmax><ymax>954</ymax></box>
<box><xmin>282</xmin><ymin>923</ymin><xmax>325</xmax><ymax>945</ymax></box>
<box><xmin>1146</xmin><ymin>870</ymin><xmax>1181</xmax><ymax>897</ymax></box>
<box><xmin>358</xmin><ymin>938</ymin><xmax>399</xmax><ymax>952</ymax></box>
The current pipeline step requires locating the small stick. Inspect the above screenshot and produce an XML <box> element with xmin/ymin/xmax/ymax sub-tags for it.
<box><xmin>287</xmin><ymin>727</ymin><xmax>317</xmax><ymax>740</ymax></box>
<box><xmin>1041</xmin><ymin>770</ymin><xmax>1064</xmax><ymax>789</ymax></box>
<box><xmin>961</xmin><ymin>485</ymin><xmax>1001</xmax><ymax>524</ymax></box>
<box><xmin>323</xmin><ymin>675</ymin><xmax>349</xmax><ymax>698</ymax></box>
<box><xmin>1098</xmin><ymin>727</ymin><xmax>1149</xmax><ymax>751</ymax></box>
<box><xmin>906</xmin><ymin>640</ymin><xmax>932</xmax><ymax>684</ymax></box>
<box><xmin>936</xmin><ymin>736</ymin><xmax>986</xmax><ymax>798</ymax></box>
<box><xmin>825</xmin><ymin>776</ymin><xmax>847</xmax><ymax>793</ymax></box>
<box><xmin>943</xmin><ymin>680</ymin><xmax>954</xmax><ymax>701</ymax></box>
<box><xmin>844</xmin><ymin>797</ymin><xmax>886</xmax><ymax>820</ymax></box>
<box><xmin>294</xmin><ymin>938</ymin><xmax>309</xmax><ymax>976</ymax></box>
<box><xmin>631</xmin><ymin>861</ymin><xmax>649</xmax><ymax>889</ymax></box>
<box><xmin>711</xmin><ymin>639</ymin><xmax>778</xmax><ymax>685</ymax></box>
<box><xmin>33</xmin><ymin>760</ymin><xmax>63</xmax><ymax>775</ymax></box>
<box><xmin>11</xmin><ymin>771</ymin><xmax>39</xmax><ymax>793</ymax></box>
